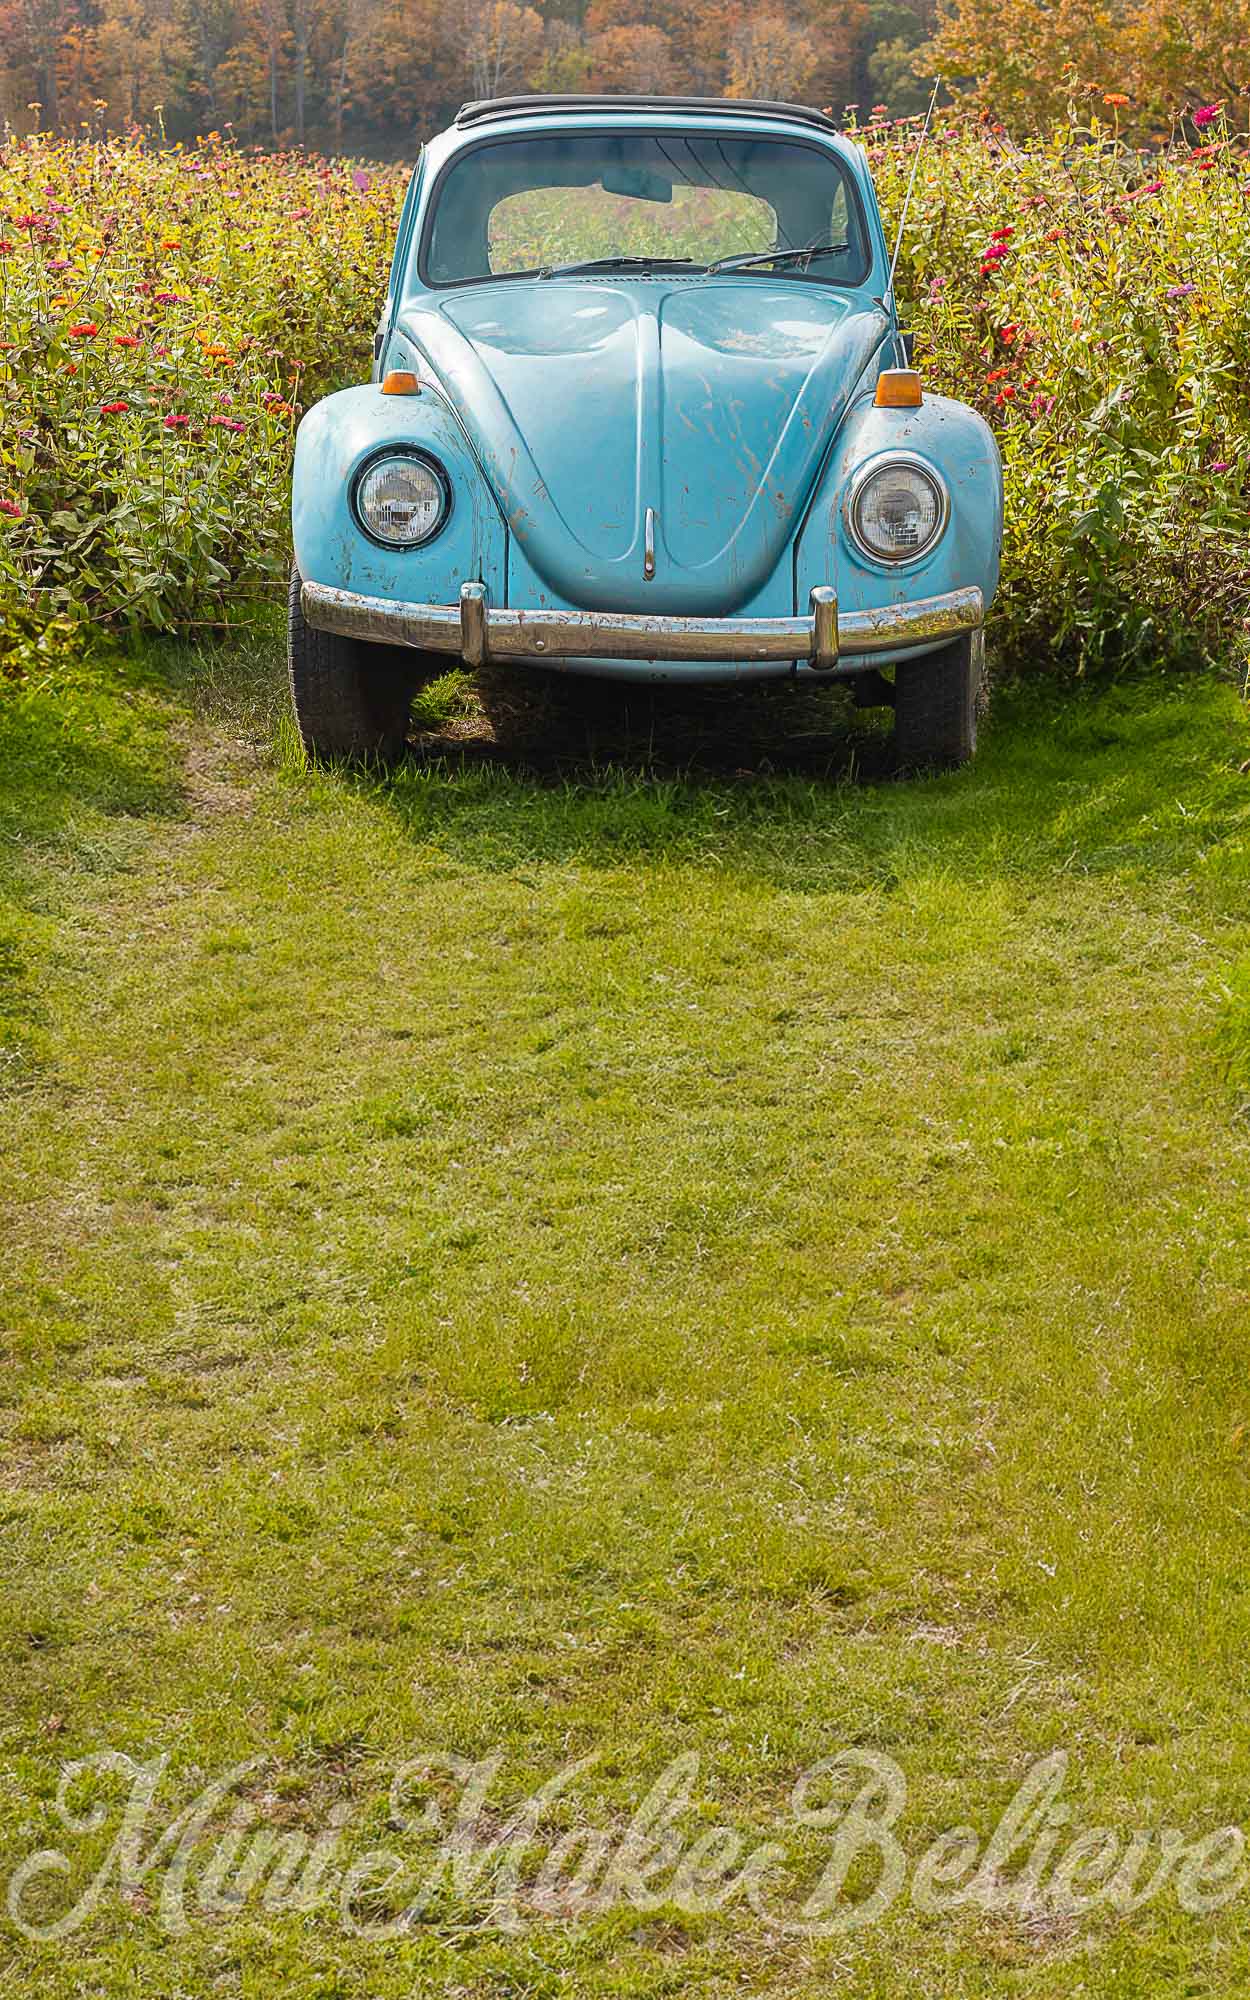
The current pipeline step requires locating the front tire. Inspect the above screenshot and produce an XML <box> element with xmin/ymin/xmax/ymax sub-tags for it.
<box><xmin>893</xmin><ymin>629</ymin><xmax>985</xmax><ymax>771</ymax></box>
<box><xmin>288</xmin><ymin>564</ymin><xmax>432</xmax><ymax>765</ymax></box>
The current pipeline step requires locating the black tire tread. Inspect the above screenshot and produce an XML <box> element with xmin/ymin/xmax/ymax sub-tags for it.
<box><xmin>892</xmin><ymin>630</ymin><xmax>985</xmax><ymax>770</ymax></box>
<box><xmin>288</xmin><ymin>564</ymin><xmax>434</xmax><ymax>764</ymax></box>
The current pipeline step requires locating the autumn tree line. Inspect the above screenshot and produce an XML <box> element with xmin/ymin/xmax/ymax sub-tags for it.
<box><xmin>2</xmin><ymin>0</ymin><xmax>1247</xmax><ymax>149</ymax></box>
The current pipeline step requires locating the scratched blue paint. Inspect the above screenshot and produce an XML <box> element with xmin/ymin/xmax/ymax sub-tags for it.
<box><xmin>293</xmin><ymin>100</ymin><xmax>1002</xmax><ymax>678</ymax></box>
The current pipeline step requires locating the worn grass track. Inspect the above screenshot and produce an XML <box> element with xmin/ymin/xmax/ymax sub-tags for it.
<box><xmin>1</xmin><ymin>640</ymin><xmax>1249</xmax><ymax>1997</ymax></box>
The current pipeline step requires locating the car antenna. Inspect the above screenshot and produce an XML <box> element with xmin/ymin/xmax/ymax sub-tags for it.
<box><xmin>882</xmin><ymin>75</ymin><xmax>942</xmax><ymax>365</ymax></box>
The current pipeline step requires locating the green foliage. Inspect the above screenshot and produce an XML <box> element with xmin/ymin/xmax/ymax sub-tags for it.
<box><xmin>868</xmin><ymin>111</ymin><xmax>1250</xmax><ymax>672</ymax></box>
<box><xmin>0</xmin><ymin>131</ymin><xmax>406</xmax><ymax>631</ymax></box>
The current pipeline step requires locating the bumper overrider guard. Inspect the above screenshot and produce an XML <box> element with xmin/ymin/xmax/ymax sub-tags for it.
<box><xmin>300</xmin><ymin>580</ymin><xmax>984</xmax><ymax>674</ymax></box>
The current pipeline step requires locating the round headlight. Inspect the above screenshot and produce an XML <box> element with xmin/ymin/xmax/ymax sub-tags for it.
<box><xmin>847</xmin><ymin>455</ymin><xmax>947</xmax><ymax>564</ymax></box>
<box><xmin>354</xmin><ymin>452</ymin><xmax>449</xmax><ymax>547</ymax></box>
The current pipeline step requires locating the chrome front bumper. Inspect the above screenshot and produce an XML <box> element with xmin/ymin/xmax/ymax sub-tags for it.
<box><xmin>301</xmin><ymin>580</ymin><xmax>983</xmax><ymax>674</ymax></box>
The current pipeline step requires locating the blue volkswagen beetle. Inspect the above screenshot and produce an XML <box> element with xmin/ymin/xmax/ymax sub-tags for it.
<box><xmin>290</xmin><ymin>93</ymin><xmax>1002</xmax><ymax>767</ymax></box>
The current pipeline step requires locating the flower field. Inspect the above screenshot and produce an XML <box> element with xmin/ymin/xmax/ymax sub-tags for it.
<box><xmin>868</xmin><ymin>111</ymin><xmax>1250</xmax><ymax>673</ymax></box>
<box><xmin>0</xmin><ymin>136</ymin><xmax>407</xmax><ymax>641</ymax></box>
<box><xmin>1</xmin><ymin>117</ymin><xmax>1248</xmax><ymax>675</ymax></box>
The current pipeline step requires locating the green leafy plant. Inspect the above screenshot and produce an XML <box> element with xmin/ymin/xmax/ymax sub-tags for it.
<box><xmin>868</xmin><ymin>109</ymin><xmax>1250</xmax><ymax>672</ymax></box>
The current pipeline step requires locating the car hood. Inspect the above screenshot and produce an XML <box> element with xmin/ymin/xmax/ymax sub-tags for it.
<box><xmin>400</xmin><ymin>280</ymin><xmax>889</xmax><ymax>614</ymax></box>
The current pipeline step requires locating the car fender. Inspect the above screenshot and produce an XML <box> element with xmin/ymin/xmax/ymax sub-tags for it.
<box><xmin>292</xmin><ymin>382</ymin><xmax>506</xmax><ymax>606</ymax></box>
<box><xmin>795</xmin><ymin>390</ymin><xmax>1002</xmax><ymax>623</ymax></box>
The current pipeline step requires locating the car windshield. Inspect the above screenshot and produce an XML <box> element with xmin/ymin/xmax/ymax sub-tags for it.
<box><xmin>422</xmin><ymin>130</ymin><xmax>872</xmax><ymax>289</ymax></box>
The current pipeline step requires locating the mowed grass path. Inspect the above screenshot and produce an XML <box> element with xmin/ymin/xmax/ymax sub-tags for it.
<box><xmin>1</xmin><ymin>648</ymin><xmax>1249</xmax><ymax>1997</ymax></box>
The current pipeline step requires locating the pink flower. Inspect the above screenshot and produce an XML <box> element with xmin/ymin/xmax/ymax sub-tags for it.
<box><xmin>1166</xmin><ymin>283</ymin><xmax>1197</xmax><ymax>299</ymax></box>
<box><xmin>1192</xmin><ymin>103</ymin><xmax>1222</xmax><ymax>127</ymax></box>
<box><xmin>352</xmin><ymin>168</ymin><xmax>371</xmax><ymax>193</ymax></box>
<box><xmin>0</xmin><ymin>498</ymin><xmax>22</xmax><ymax>519</ymax></box>
<box><xmin>1210</xmin><ymin>458</ymin><xmax>1231</xmax><ymax>471</ymax></box>
<box><xmin>163</xmin><ymin>412</ymin><xmax>190</xmax><ymax>428</ymax></box>
<box><xmin>208</xmin><ymin>414</ymin><xmax>247</xmax><ymax>431</ymax></box>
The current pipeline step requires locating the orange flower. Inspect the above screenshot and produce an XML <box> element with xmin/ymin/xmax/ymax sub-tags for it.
<box><xmin>67</xmin><ymin>321</ymin><xmax>98</xmax><ymax>337</ymax></box>
<box><xmin>114</xmin><ymin>333</ymin><xmax>141</xmax><ymax>347</ymax></box>
<box><xmin>1103</xmin><ymin>93</ymin><xmax>1129</xmax><ymax>107</ymax></box>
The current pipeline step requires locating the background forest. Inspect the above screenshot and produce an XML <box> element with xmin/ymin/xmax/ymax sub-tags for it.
<box><xmin>3</xmin><ymin>0</ymin><xmax>1249</xmax><ymax>152</ymax></box>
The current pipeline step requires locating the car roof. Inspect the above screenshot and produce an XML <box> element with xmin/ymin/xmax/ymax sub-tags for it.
<box><xmin>455</xmin><ymin>94</ymin><xmax>843</xmax><ymax>139</ymax></box>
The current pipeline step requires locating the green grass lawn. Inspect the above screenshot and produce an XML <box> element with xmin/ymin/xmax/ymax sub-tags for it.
<box><xmin>1</xmin><ymin>636</ymin><xmax>1249</xmax><ymax>1997</ymax></box>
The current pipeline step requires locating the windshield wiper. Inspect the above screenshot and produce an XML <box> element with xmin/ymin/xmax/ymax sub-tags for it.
<box><xmin>705</xmin><ymin>243</ymin><xmax>848</xmax><ymax>276</ymax></box>
<box><xmin>538</xmin><ymin>255</ymin><xmax>701</xmax><ymax>280</ymax></box>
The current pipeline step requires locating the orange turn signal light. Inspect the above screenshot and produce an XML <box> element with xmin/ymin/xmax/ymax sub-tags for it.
<box><xmin>874</xmin><ymin>368</ymin><xmax>924</xmax><ymax>409</ymax></box>
<box><xmin>381</xmin><ymin>369</ymin><xmax>420</xmax><ymax>396</ymax></box>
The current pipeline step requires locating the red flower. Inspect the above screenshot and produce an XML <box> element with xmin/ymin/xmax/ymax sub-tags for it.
<box><xmin>0</xmin><ymin>240</ymin><xmax>12</xmax><ymax>253</ymax></box>
<box><xmin>67</xmin><ymin>321</ymin><xmax>98</xmax><ymax>337</ymax></box>
<box><xmin>100</xmin><ymin>400</ymin><xmax>130</xmax><ymax>414</ymax></box>
<box><xmin>114</xmin><ymin>333</ymin><xmax>141</xmax><ymax>348</ymax></box>
<box><xmin>163</xmin><ymin>412</ymin><xmax>190</xmax><ymax>428</ymax></box>
<box><xmin>999</xmin><ymin>323</ymin><xmax>1019</xmax><ymax>344</ymax></box>
<box><xmin>209</xmin><ymin>414</ymin><xmax>247</xmax><ymax>431</ymax></box>
<box><xmin>994</xmin><ymin>385</ymin><xmax>1017</xmax><ymax>405</ymax></box>
<box><xmin>985</xmin><ymin>367</ymin><xmax>1011</xmax><ymax>383</ymax></box>
<box><xmin>990</xmin><ymin>225</ymin><xmax>1014</xmax><ymax>241</ymax></box>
